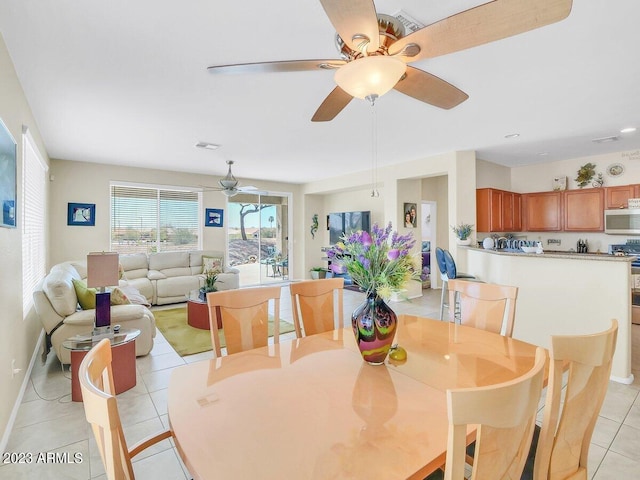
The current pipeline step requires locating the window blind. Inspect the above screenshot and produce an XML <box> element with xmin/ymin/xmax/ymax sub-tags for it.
<box><xmin>111</xmin><ymin>184</ymin><xmax>201</xmax><ymax>254</ymax></box>
<box><xmin>22</xmin><ymin>128</ymin><xmax>48</xmax><ymax>316</ymax></box>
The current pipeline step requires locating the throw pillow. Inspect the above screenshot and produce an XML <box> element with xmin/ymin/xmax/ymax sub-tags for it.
<box><xmin>202</xmin><ymin>255</ymin><xmax>223</xmax><ymax>275</ymax></box>
<box><xmin>110</xmin><ymin>287</ymin><xmax>131</xmax><ymax>305</ymax></box>
<box><xmin>72</xmin><ymin>278</ymin><xmax>97</xmax><ymax>310</ymax></box>
<box><xmin>118</xmin><ymin>284</ymin><xmax>151</xmax><ymax>307</ymax></box>
<box><xmin>118</xmin><ymin>263</ymin><xmax>127</xmax><ymax>281</ymax></box>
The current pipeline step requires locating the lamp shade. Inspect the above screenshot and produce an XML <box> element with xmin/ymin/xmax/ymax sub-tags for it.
<box><xmin>334</xmin><ymin>56</ymin><xmax>407</xmax><ymax>99</ymax></box>
<box><xmin>87</xmin><ymin>252</ymin><xmax>120</xmax><ymax>288</ymax></box>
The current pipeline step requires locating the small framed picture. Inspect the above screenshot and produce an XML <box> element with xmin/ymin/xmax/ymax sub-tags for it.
<box><xmin>205</xmin><ymin>208</ymin><xmax>224</xmax><ymax>227</ymax></box>
<box><xmin>67</xmin><ymin>203</ymin><xmax>95</xmax><ymax>226</ymax></box>
<box><xmin>403</xmin><ymin>202</ymin><xmax>417</xmax><ymax>228</ymax></box>
<box><xmin>552</xmin><ymin>176</ymin><xmax>567</xmax><ymax>191</ymax></box>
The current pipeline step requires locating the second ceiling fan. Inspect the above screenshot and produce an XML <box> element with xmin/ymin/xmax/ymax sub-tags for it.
<box><xmin>207</xmin><ymin>0</ymin><xmax>573</xmax><ymax>121</ymax></box>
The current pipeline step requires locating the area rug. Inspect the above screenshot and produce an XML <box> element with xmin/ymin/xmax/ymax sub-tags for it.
<box><xmin>153</xmin><ymin>307</ymin><xmax>295</xmax><ymax>357</ymax></box>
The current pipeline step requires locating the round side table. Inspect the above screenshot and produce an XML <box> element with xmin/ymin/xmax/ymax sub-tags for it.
<box><xmin>63</xmin><ymin>328</ymin><xmax>140</xmax><ymax>402</ymax></box>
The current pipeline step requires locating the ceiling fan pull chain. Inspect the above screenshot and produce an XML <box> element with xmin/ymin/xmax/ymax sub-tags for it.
<box><xmin>370</xmin><ymin>101</ymin><xmax>379</xmax><ymax>198</ymax></box>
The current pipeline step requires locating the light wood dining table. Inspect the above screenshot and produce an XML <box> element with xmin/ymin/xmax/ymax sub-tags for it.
<box><xmin>167</xmin><ymin>314</ymin><xmax>540</xmax><ymax>480</ymax></box>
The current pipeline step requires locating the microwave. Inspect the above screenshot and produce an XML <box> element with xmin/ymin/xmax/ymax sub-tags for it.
<box><xmin>605</xmin><ymin>209</ymin><xmax>640</xmax><ymax>234</ymax></box>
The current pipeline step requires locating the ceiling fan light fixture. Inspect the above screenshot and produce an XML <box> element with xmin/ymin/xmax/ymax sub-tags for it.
<box><xmin>218</xmin><ymin>160</ymin><xmax>239</xmax><ymax>190</ymax></box>
<box><xmin>221</xmin><ymin>188</ymin><xmax>238</xmax><ymax>197</ymax></box>
<box><xmin>334</xmin><ymin>56</ymin><xmax>406</xmax><ymax>100</ymax></box>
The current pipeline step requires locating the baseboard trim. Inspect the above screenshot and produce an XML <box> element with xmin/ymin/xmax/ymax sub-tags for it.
<box><xmin>611</xmin><ymin>373</ymin><xmax>634</xmax><ymax>385</ymax></box>
<box><xmin>0</xmin><ymin>329</ymin><xmax>45</xmax><ymax>454</ymax></box>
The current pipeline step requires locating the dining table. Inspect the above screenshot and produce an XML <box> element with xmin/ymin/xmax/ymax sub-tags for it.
<box><xmin>167</xmin><ymin>314</ymin><xmax>540</xmax><ymax>480</ymax></box>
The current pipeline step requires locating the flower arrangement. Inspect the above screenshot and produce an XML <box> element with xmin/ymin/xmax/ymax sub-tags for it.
<box><xmin>202</xmin><ymin>269</ymin><xmax>218</xmax><ymax>293</ymax></box>
<box><xmin>327</xmin><ymin>222</ymin><xmax>418</xmax><ymax>299</ymax></box>
<box><xmin>451</xmin><ymin>222</ymin><xmax>474</xmax><ymax>240</ymax></box>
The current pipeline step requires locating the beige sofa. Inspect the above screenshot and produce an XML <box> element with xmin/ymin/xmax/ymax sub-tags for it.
<box><xmin>33</xmin><ymin>262</ymin><xmax>156</xmax><ymax>365</ymax></box>
<box><xmin>119</xmin><ymin>250</ymin><xmax>239</xmax><ymax>305</ymax></box>
<box><xmin>34</xmin><ymin>250</ymin><xmax>239</xmax><ymax>364</ymax></box>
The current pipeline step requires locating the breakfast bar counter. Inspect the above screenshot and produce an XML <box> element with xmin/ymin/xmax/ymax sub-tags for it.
<box><xmin>459</xmin><ymin>246</ymin><xmax>633</xmax><ymax>383</ymax></box>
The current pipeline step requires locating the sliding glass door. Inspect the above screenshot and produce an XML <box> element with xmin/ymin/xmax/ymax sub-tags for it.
<box><xmin>226</xmin><ymin>193</ymin><xmax>290</xmax><ymax>286</ymax></box>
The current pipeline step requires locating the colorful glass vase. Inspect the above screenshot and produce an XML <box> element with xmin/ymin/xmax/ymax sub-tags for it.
<box><xmin>351</xmin><ymin>292</ymin><xmax>397</xmax><ymax>365</ymax></box>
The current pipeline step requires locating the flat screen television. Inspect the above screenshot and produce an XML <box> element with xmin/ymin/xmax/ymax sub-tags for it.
<box><xmin>329</xmin><ymin>211</ymin><xmax>371</xmax><ymax>245</ymax></box>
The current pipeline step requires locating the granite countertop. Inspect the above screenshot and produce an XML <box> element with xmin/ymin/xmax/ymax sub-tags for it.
<box><xmin>461</xmin><ymin>246</ymin><xmax>634</xmax><ymax>262</ymax></box>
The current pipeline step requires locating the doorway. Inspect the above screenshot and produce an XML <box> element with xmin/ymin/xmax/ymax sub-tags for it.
<box><xmin>226</xmin><ymin>192</ymin><xmax>291</xmax><ymax>286</ymax></box>
<box><xmin>421</xmin><ymin>201</ymin><xmax>437</xmax><ymax>289</ymax></box>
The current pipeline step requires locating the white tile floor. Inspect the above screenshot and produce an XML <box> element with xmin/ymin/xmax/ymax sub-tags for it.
<box><xmin>2</xmin><ymin>286</ymin><xmax>640</xmax><ymax>479</ymax></box>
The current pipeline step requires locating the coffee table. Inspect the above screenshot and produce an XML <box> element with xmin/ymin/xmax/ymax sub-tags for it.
<box><xmin>63</xmin><ymin>328</ymin><xmax>140</xmax><ymax>402</ymax></box>
<box><xmin>186</xmin><ymin>290</ymin><xmax>221</xmax><ymax>330</ymax></box>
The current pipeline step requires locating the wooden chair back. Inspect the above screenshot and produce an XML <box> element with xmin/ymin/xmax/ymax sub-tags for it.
<box><xmin>533</xmin><ymin>319</ymin><xmax>618</xmax><ymax>480</ymax></box>
<box><xmin>444</xmin><ymin>347</ymin><xmax>546</xmax><ymax>480</ymax></box>
<box><xmin>79</xmin><ymin>339</ymin><xmax>171</xmax><ymax>480</ymax></box>
<box><xmin>447</xmin><ymin>279</ymin><xmax>518</xmax><ymax>337</ymax></box>
<box><xmin>289</xmin><ymin>278</ymin><xmax>344</xmax><ymax>338</ymax></box>
<box><xmin>207</xmin><ymin>285</ymin><xmax>282</xmax><ymax>357</ymax></box>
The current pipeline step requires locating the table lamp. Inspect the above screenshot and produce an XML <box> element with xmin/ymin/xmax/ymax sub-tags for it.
<box><xmin>87</xmin><ymin>252</ymin><xmax>119</xmax><ymax>338</ymax></box>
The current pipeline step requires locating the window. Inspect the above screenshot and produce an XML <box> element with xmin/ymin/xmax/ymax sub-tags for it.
<box><xmin>110</xmin><ymin>183</ymin><xmax>201</xmax><ymax>254</ymax></box>
<box><xmin>22</xmin><ymin>127</ymin><xmax>48</xmax><ymax>316</ymax></box>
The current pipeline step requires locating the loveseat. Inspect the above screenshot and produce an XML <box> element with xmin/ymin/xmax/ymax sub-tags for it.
<box><xmin>119</xmin><ymin>250</ymin><xmax>239</xmax><ymax>305</ymax></box>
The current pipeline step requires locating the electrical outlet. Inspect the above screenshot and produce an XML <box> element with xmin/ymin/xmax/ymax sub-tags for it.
<box><xmin>547</xmin><ymin>239</ymin><xmax>561</xmax><ymax>245</ymax></box>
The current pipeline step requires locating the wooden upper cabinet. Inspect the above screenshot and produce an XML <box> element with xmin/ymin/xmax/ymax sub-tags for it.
<box><xmin>564</xmin><ymin>188</ymin><xmax>605</xmax><ymax>231</ymax></box>
<box><xmin>523</xmin><ymin>191</ymin><xmax>562</xmax><ymax>231</ymax></box>
<box><xmin>503</xmin><ymin>191</ymin><xmax>522</xmax><ymax>232</ymax></box>
<box><xmin>605</xmin><ymin>185</ymin><xmax>640</xmax><ymax>209</ymax></box>
<box><xmin>476</xmin><ymin>188</ymin><xmax>521</xmax><ymax>232</ymax></box>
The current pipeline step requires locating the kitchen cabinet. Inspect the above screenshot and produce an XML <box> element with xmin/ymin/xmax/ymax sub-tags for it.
<box><xmin>522</xmin><ymin>191</ymin><xmax>562</xmax><ymax>231</ymax></box>
<box><xmin>564</xmin><ymin>188</ymin><xmax>605</xmax><ymax>231</ymax></box>
<box><xmin>476</xmin><ymin>188</ymin><xmax>522</xmax><ymax>232</ymax></box>
<box><xmin>605</xmin><ymin>185</ymin><xmax>640</xmax><ymax>209</ymax></box>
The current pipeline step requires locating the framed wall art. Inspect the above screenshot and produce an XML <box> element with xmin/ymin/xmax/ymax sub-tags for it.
<box><xmin>67</xmin><ymin>202</ymin><xmax>96</xmax><ymax>226</ymax></box>
<box><xmin>205</xmin><ymin>208</ymin><xmax>224</xmax><ymax>227</ymax></box>
<box><xmin>403</xmin><ymin>202</ymin><xmax>417</xmax><ymax>228</ymax></box>
<box><xmin>0</xmin><ymin>118</ymin><xmax>17</xmax><ymax>228</ymax></box>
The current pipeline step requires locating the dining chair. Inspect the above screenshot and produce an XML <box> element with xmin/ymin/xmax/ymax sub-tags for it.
<box><xmin>207</xmin><ymin>285</ymin><xmax>282</xmax><ymax>357</ymax></box>
<box><xmin>79</xmin><ymin>339</ymin><xmax>173</xmax><ymax>480</ymax></box>
<box><xmin>443</xmin><ymin>347</ymin><xmax>546</xmax><ymax>480</ymax></box>
<box><xmin>289</xmin><ymin>278</ymin><xmax>344</xmax><ymax>338</ymax></box>
<box><xmin>525</xmin><ymin>319</ymin><xmax>618</xmax><ymax>480</ymax></box>
<box><xmin>436</xmin><ymin>247</ymin><xmax>477</xmax><ymax>320</ymax></box>
<box><xmin>446</xmin><ymin>279</ymin><xmax>519</xmax><ymax>337</ymax></box>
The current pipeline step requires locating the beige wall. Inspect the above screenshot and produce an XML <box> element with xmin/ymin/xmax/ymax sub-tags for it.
<box><xmin>0</xmin><ymin>34</ymin><xmax>51</xmax><ymax>448</ymax></box>
<box><xmin>476</xmin><ymin>158</ymin><xmax>511</xmax><ymax>190</ymax></box>
<box><xmin>49</xmin><ymin>159</ymin><xmax>303</xmax><ymax>269</ymax></box>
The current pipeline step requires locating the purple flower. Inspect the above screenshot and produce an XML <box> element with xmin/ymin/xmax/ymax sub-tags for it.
<box><xmin>387</xmin><ymin>249</ymin><xmax>400</xmax><ymax>261</ymax></box>
<box><xmin>361</xmin><ymin>231</ymin><xmax>372</xmax><ymax>247</ymax></box>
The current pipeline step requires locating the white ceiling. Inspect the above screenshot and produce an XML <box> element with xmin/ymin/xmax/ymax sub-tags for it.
<box><xmin>1</xmin><ymin>1</ymin><xmax>639</xmax><ymax>185</ymax></box>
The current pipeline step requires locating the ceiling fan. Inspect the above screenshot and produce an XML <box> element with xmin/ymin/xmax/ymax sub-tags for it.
<box><xmin>207</xmin><ymin>0</ymin><xmax>572</xmax><ymax>121</ymax></box>
<box><xmin>202</xmin><ymin>160</ymin><xmax>262</xmax><ymax>197</ymax></box>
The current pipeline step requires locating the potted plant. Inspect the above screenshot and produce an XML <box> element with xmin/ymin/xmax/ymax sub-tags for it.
<box><xmin>198</xmin><ymin>269</ymin><xmax>218</xmax><ymax>301</ymax></box>
<box><xmin>309</xmin><ymin>266</ymin><xmax>327</xmax><ymax>280</ymax></box>
<box><xmin>451</xmin><ymin>222</ymin><xmax>474</xmax><ymax>245</ymax></box>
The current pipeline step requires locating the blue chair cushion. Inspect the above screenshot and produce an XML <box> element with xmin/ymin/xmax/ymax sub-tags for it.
<box><xmin>435</xmin><ymin>247</ymin><xmax>447</xmax><ymax>275</ymax></box>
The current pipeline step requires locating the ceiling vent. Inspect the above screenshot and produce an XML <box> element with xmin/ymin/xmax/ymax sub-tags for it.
<box><xmin>195</xmin><ymin>141</ymin><xmax>220</xmax><ymax>150</ymax></box>
<box><xmin>392</xmin><ymin>10</ymin><xmax>425</xmax><ymax>33</ymax></box>
<box><xmin>592</xmin><ymin>135</ymin><xmax>619</xmax><ymax>144</ymax></box>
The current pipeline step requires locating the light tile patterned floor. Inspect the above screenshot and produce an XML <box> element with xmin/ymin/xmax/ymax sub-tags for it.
<box><xmin>2</xmin><ymin>286</ymin><xmax>639</xmax><ymax>479</ymax></box>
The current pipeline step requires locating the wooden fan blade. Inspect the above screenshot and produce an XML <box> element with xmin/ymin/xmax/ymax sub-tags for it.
<box><xmin>311</xmin><ymin>87</ymin><xmax>353</xmax><ymax>122</ymax></box>
<box><xmin>319</xmin><ymin>0</ymin><xmax>380</xmax><ymax>53</ymax></box>
<box><xmin>393</xmin><ymin>67</ymin><xmax>468</xmax><ymax>110</ymax></box>
<box><xmin>389</xmin><ymin>0</ymin><xmax>572</xmax><ymax>61</ymax></box>
<box><xmin>207</xmin><ymin>59</ymin><xmax>346</xmax><ymax>74</ymax></box>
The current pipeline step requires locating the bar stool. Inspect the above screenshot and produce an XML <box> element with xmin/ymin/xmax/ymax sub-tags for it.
<box><xmin>435</xmin><ymin>247</ymin><xmax>477</xmax><ymax>320</ymax></box>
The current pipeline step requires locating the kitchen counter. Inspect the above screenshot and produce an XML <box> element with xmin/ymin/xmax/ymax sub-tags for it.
<box><xmin>460</xmin><ymin>245</ymin><xmax>633</xmax><ymax>383</ymax></box>
<box><xmin>461</xmin><ymin>246</ymin><xmax>634</xmax><ymax>263</ymax></box>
